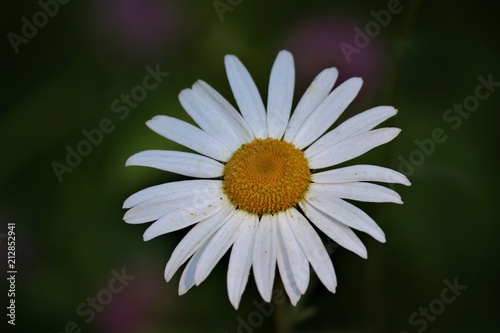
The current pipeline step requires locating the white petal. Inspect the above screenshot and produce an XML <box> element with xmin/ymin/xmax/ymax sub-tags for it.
<box><xmin>178</xmin><ymin>242</ymin><xmax>208</xmax><ymax>295</ymax></box>
<box><xmin>300</xmin><ymin>201</ymin><xmax>367</xmax><ymax>258</ymax></box>
<box><xmin>311</xmin><ymin>182</ymin><xmax>403</xmax><ymax>204</ymax></box>
<box><xmin>227</xmin><ymin>213</ymin><xmax>258</xmax><ymax>309</ymax></box>
<box><xmin>194</xmin><ymin>210</ymin><xmax>245</xmax><ymax>285</ymax></box>
<box><xmin>286</xmin><ymin>208</ymin><xmax>337</xmax><ymax>293</ymax></box>
<box><xmin>267</xmin><ymin>50</ymin><xmax>295</xmax><ymax>139</ymax></box>
<box><xmin>337</xmin><ymin>105</ymin><xmax>398</xmax><ymax>137</ymax></box>
<box><xmin>307</xmin><ymin>128</ymin><xmax>401</xmax><ymax>169</ymax></box>
<box><xmin>284</xmin><ymin>67</ymin><xmax>338</xmax><ymax>142</ymax></box>
<box><xmin>292</xmin><ymin>77</ymin><xmax>363</xmax><ymax>149</ymax></box>
<box><xmin>164</xmin><ymin>204</ymin><xmax>235</xmax><ymax>282</ymax></box>
<box><xmin>179</xmin><ymin>88</ymin><xmax>242</xmax><ymax>152</ymax></box>
<box><xmin>193</xmin><ymin>80</ymin><xmax>254</xmax><ymax>143</ymax></box>
<box><xmin>252</xmin><ymin>214</ymin><xmax>277</xmax><ymax>302</ymax></box>
<box><xmin>225</xmin><ymin>54</ymin><xmax>268</xmax><ymax>138</ymax></box>
<box><xmin>123</xmin><ymin>180</ymin><xmax>222</xmax><ymax>209</ymax></box>
<box><xmin>146</xmin><ymin>115</ymin><xmax>232</xmax><ymax>162</ymax></box>
<box><xmin>124</xmin><ymin>185</ymin><xmax>223</xmax><ymax>224</ymax></box>
<box><xmin>276</xmin><ymin>243</ymin><xmax>301</xmax><ymax>305</ymax></box>
<box><xmin>142</xmin><ymin>190</ymin><xmax>228</xmax><ymax>240</ymax></box>
<box><xmin>312</xmin><ymin>164</ymin><xmax>411</xmax><ymax>186</ymax></box>
<box><xmin>126</xmin><ymin>150</ymin><xmax>224</xmax><ymax>178</ymax></box>
<box><xmin>277</xmin><ymin>212</ymin><xmax>309</xmax><ymax>296</ymax></box>
<box><xmin>306</xmin><ymin>186</ymin><xmax>385</xmax><ymax>242</ymax></box>
<box><xmin>305</xmin><ymin>106</ymin><xmax>397</xmax><ymax>157</ymax></box>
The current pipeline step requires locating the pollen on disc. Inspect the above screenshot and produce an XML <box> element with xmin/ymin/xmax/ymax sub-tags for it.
<box><xmin>223</xmin><ymin>138</ymin><xmax>311</xmax><ymax>215</ymax></box>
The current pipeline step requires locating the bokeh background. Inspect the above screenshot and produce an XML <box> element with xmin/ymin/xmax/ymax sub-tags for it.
<box><xmin>2</xmin><ymin>0</ymin><xmax>499</xmax><ymax>332</ymax></box>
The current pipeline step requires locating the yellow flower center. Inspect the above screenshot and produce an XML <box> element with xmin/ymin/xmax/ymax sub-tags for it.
<box><xmin>223</xmin><ymin>138</ymin><xmax>311</xmax><ymax>215</ymax></box>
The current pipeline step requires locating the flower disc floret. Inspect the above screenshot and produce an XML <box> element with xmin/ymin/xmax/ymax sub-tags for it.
<box><xmin>223</xmin><ymin>138</ymin><xmax>311</xmax><ymax>215</ymax></box>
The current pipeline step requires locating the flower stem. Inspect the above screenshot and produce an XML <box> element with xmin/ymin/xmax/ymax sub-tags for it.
<box><xmin>274</xmin><ymin>277</ymin><xmax>292</xmax><ymax>333</ymax></box>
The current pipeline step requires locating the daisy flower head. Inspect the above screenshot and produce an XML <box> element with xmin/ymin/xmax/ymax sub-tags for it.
<box><xmin>123</xmin><ymin>50</ymin><xmax>410</xmax><ymax>309</ymax></box>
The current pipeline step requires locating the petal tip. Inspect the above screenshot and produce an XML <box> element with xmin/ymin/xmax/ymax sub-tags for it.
<box><xmin>350</xmin><ymin>76</ymin><xmax>364</xmax><ymax>86</ymax></box>
<box><xmin>224</xmin><ymin>54</ymin><xmax>238</xmax><ymax>64</ymax></box>
<box><xmin>143</xmin><ymin>229</ymin><xmax>156</xmax><ymax>242</ymax></box>
<box><xmin>277</xmin><ymin>49</ymin><xmax>293</xmax><ymax>59</ymax></box>
<box><xmin>322</xmin><ymin>67</ymin><xmax>338</xmax><ymax>77</ymax></box>
<box><xmin>125</xmin><ymin>154</ymin><xmax>138</xmax><ymax>167</ymax></box>
<box><xmin>178</xmin><ymin>286</ymin><xmax>188</xmax><ymax>296</ymax></box>
<box><xmin>229</xmin><ymin>297</ymin><xmax>241</xmax><ymax>310</ymax></box>
<box><xmin>123</xmin><ymin>211</ymin><xmax>137</xmax><ymax>224</ymax></box>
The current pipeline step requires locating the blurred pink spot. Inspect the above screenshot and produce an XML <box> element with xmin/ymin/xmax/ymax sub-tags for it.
<box><xmin>98</xmin><ymin>260</ymin><xmax>171</xmax><ymax>333</ymax></box>
<box><xmin>89</xmin><ymin>0</ymin><xmax>183</xmax><ymax>61</ymax></box>
<box><xmin>283</xmin><ymin>13</ymin><xmax>387</xmax><ymax>100</ymax></box>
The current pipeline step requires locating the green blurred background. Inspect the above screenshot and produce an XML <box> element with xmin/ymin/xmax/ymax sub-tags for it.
<box><xmin>2</xmin><ymin>0</ymin><xmax>499</xmax><ymax>332</ymax></box>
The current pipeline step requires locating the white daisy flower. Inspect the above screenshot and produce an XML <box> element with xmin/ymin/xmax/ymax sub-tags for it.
<box><xmin>123</xmin><ymin>50</ymin><xmax>410</xmax><ymax>309</ymax></box>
